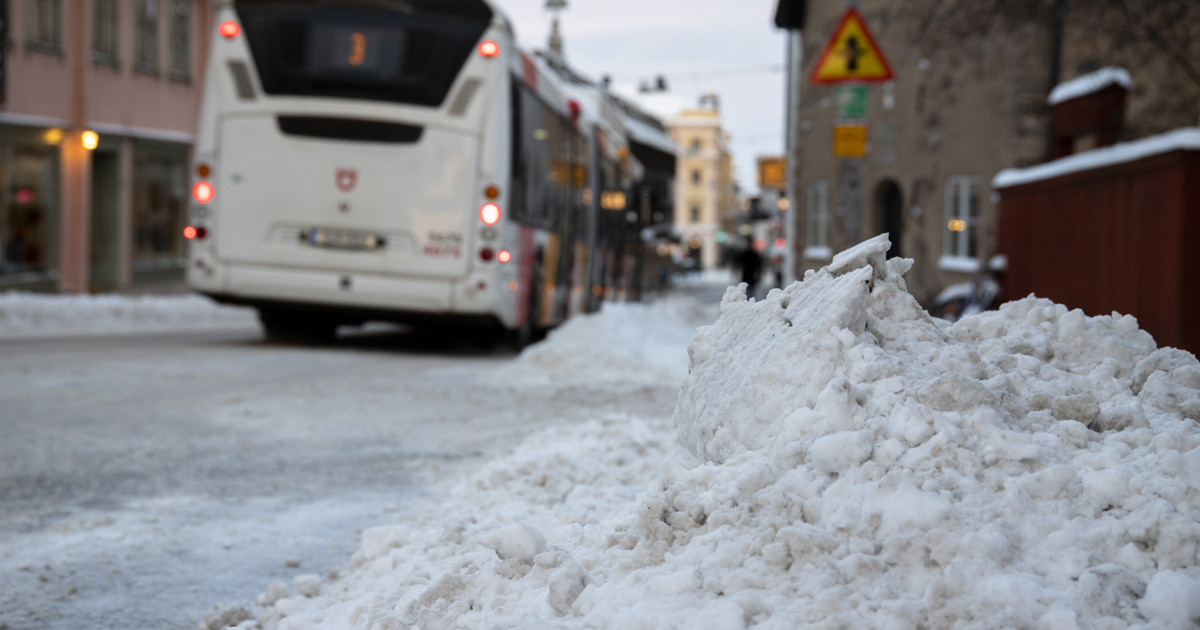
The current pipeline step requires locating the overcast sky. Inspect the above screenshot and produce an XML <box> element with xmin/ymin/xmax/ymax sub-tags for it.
<box><xmin>493</xmin><ymin>0</ymin><xmax>788</xmax><ymax>194</ymax></box>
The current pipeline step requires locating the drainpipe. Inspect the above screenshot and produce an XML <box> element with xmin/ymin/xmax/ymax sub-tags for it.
<box><xmin>1045</xmin><ymin>0</ymin><xmax>1066</xmax><ymax>161</ymax></box>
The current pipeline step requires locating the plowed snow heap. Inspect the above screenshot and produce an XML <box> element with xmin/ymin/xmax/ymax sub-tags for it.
<box><xmin>673</xmin><ymin>234</ymin><xmax>1200</xmax><ymax>628</ymax></box>
<box><xmin>262</xmin><ymin>234</ymin><xmax>1200</xmax><ymax>630</ymax></box>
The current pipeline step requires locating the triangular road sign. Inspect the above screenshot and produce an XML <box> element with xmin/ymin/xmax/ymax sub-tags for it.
<box><xmin>810</xmin><ymin>8</ymin><xmax>894</xmax><ymax>84</ymax></box>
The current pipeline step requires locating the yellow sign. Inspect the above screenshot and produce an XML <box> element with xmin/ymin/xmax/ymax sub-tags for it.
<box><xmin>757</xmin><ymin>157</ymin><xmax>786</xmax><ymax>191</ymax></box>
<box><xmin>810</xmin><ymin>8</ymin><xmax>893</xmax><ymax>84</ymax></box>
<box><xmin>833</xmin><ymin>124</ymin><xmax>867</xmax><ymax>158</ymax></box>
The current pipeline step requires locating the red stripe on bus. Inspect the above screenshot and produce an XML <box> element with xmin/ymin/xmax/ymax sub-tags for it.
<box><xmin>520</xmin><ymin>52</ymin><xmax>538</xmax><ymax>90</ymax></box>
<box><xmin>516</xmin><ymin>226</ymin><xmax>536</xmax><ymax>327</ymax></box>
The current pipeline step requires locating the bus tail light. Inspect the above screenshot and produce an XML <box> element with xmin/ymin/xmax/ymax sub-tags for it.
<box><xmin>478</xmin><ymin>40</ymin><xmax>499</xmax><ymax>58</ymax></box>
<box><xmin>193</xmin><ymin>181</ymin><xmax>214</xmax><ymax>204</ymax></box>
<box><xmin>497</xmin><ymin>250</ymin><xmax>512</xmax><ymax>263</ymax></box>
<box><xmin>480</xmin><ymin>248</ymin><xmax>494</xmax><ymax>261</ymax></box>
<box><xmin>219</xmin><ymin>21</ymin><xmax>241</xmax><ymax>39</ymax></box>
<box><xmin>479</xmin><ymin>203</ymin><xmax>501</xmax><ymax>226</ymax></box>
<box><xmin>183</xmin><ymin>226</ymin><xmax>207</xmax><ymax>240</ymax></box>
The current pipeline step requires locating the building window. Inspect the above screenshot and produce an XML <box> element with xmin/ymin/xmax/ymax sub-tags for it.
<box><xmin>26</xmin><ymin>0</ymin><xmax>62</xmax><ymax>52</ymax></box>
<box><xmin>806</xmin><ymin>180</ymin><xmax>830</xmax><ymax>259</ymax></box>
<box><xmin>131</xmin><ymin>148</ymin><xmax>188</xmax><ymax>273</ymax></box>
<box><xmin>169</xmin><ymin>0</ymin><xmax>191</xmax><ymax>80</ymax></box>
<box><xmin>690</xmin><ymin>205</ymin><xmax>699</xmax><ymax>223</ymax></box>
<box><xmin>941</xmin><ymin>175</ymin><xmax>981</xmax><ymax>271</ymax></box>
<box><xmin>2</xmin><ymin>144</ymin><xmax>57</xmax><ymax>280</ymax></box>
<box><xmin>688</xmin><ymin>139</ymin><xmax>701</xmax><ymax>155</ymax></box>
<box><xmin>135</xmin><ymin>0</ymin><xmax>160</xmax><ymax>74</ymax></box>
<box><xmin>691</xmin><ymin>169</ymin><xmax>701</xmax><ymax>186</ymax></box>
<box><xmin>92</xmin><ymin>0</ymin><xmax>119</xmax><ymax>66</ymax></box>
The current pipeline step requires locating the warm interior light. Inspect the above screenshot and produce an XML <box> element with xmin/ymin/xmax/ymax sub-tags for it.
<box><xmin>497</xmin><ymin>250</ymin><xmax>512</xmax><ymax>263</ymax></box>
<box><xmin>44</xmin><ymin>128</ymin><xmax>63</xmax><ymax>145</ymax></box>
<box><xmin>478</xmin><ymin>40</ymin><xmax>499</xmax><ymax>57</ymax></box>
<box><xmin>479</xmin><ymin>202</ymin><xmax>501</xmax><ymax>226</ymax></box>
<box><xmin>219</xmin><ymin>21</ymin><xmax>241</xmax><ymax>38</ymax></box>
<box><xmin>81</xmin><ymin>131</ymin><xmax>99</xmax><ymax>151</ymax></box>
<box><xmin>196</xmin><ymin>163</ymin><xmax>211</xmax><ymax>178</ymax></box>
<box><xmin>948</xmin><ymin>219</ymin><xmax>967</xmax><ymax>232</ymax></box>
<box><xmin>193</xmin><ymin>181</ymin><xmax>215</xmax><ymax>204</ymax></box>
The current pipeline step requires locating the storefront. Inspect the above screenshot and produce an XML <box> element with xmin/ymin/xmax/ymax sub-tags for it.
<box><xmin>0</xmin><ymin>122</ymin><xmax>191</xmax><ymax>293</ymax></box>
<box><xmin>0</xmin><ymin>124</ymin><xmax>61</xmax><ymax>291</ymax></box>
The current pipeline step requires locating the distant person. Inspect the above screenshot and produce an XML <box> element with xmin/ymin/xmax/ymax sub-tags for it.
<box><xmin>735</xmin><ymin>244</ymin><xmax>763</xmax><ymax>298</ymax></box>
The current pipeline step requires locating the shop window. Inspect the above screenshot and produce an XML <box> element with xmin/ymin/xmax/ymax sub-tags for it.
<box><xmin>131</xmin><ymin>150</ymin><xmax>187</xmax><ymax>272</ymax></box>
<box><xmin>92</xmin><ymin>0</ymin><xmax>119</xmax><ymax>66</ymax></box>
<box><xmin>941</xmin><ymin>175</ymin><xmax>981</xmax><ymax>272</ymax></box>
<box><xmin>806</xmin><ymin>180</ymin><xmax>830</xmax><ymax>259</ymax></box>
<box><xmin>135</xmin><ymin>0</ymin><xmax>159</xmax><ymax>74</ymax></box>
<box><xmin>2</xmin><ymin>146</ymin><xmax>55</xmax><ymax>278</ymax></box>
<box><xmin>169</xmin><ymin>0</ymin><xmax>191</xmax><ymax>80</ymax></box>
<box><xmin>26</xmin><ymin>0</ymin><xmax>62</xmax><ymax>53</ymax></box>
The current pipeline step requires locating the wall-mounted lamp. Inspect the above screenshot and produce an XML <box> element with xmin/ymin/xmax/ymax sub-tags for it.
<box><xmin>44</xmin><ymin>128</ymin><xmax>64</xmax><ymax>145</ymax></box>
<box><xmin>81</xmin><ymin>130</ymin><xmax>99</xmax><ymax>151</ymax></box>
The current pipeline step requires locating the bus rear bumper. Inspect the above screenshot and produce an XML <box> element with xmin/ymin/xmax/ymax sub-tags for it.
<box><xmin>192</xmin><ymin>262</ymin><xmax>510</xmax><ymax>330</ymax></box>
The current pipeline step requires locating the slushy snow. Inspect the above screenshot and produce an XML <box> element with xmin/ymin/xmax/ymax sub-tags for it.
<box><xmin>240</xmin><ymin>234</ymin><xmax>1199</xmax><ymax>629</ymax></box>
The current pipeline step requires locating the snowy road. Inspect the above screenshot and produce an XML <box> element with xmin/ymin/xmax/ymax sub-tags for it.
<box><xmin>0</xmin><ymin>322</ymin><xmax>687</xmax><ymax>629</ymax></box>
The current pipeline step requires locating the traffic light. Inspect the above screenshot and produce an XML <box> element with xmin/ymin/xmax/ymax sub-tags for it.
<box><xmin>774</xmin><ymin>0</ymin><xmax>806</xmax><ymax>29</ymax></box>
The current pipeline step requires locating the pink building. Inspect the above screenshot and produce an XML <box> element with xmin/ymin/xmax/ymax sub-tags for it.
<box><xmin>1</xmin><ymin>0</ymin><xmax>213</xmax><ymax>292</ymax></box>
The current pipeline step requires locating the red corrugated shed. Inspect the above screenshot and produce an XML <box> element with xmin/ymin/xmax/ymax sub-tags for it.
<box><xmin>994</xmin><ymin>130</ymin><xmax>1200</xmax><ymax>356</ymax></box>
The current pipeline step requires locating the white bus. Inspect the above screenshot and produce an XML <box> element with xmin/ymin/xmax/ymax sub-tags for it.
<box><xmin>186</xmin><ymin>0</ymin><xmax>626</xmax><ymax>344</ymax></box>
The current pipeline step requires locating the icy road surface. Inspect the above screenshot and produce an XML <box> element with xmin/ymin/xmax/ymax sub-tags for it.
<box><xmin>0</xmin><ymin>320</ymin><xmax>696</xmax><ymax>629</ymax></box>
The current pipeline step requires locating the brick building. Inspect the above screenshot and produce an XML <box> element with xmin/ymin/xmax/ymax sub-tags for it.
<box><xmin>1</xmin><ymin>0</ymin><xmax>214</xmax><ymax>293</ymax></box>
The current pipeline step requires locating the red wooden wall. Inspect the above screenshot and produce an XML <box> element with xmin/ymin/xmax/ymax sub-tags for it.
<box><xmin>996</xmin><ymin>150</ymin><xmax>1199</xmax><ymax>356</ymax></box>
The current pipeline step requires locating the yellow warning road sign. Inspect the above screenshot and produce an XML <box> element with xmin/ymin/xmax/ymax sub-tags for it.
<box><xmin>810</xmin><ymin>8</ymin><xmax>893</xmax><ymax>84</ymax></box>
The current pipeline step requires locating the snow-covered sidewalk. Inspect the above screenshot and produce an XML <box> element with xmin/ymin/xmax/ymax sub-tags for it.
<box><xmin>0</xmin><ymin>292</ymin><xmax>257</xmax><ymax>339</ymax></box>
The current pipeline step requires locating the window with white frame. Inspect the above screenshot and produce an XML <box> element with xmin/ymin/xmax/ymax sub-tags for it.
<box><xmin>169</xmin><ymin>0</ymin><xmax>191</xmax><ymax>80</ymax></box>
<box><xmin>92</xmin><ymin>0</ymin><xmax>119</xmax><ymax>65</ymax></box>
<box><xmin>26</xmin><ymin>0</ymin><xmax>61</xmax><ymax>51</ymax></box>
<box><xmin>806</xmin><ymin>180</ymin><xmax>830</xmax><ymax>259</ymax></box>
<box><xmin>941</xmin><ymin>176</ymin><xmax>981</xmax><ymax>270</ymax></box>
<box><xmin>135</xmin><ymin>0</ymin><xmax>159</xmax><ymax>73</ymax></box>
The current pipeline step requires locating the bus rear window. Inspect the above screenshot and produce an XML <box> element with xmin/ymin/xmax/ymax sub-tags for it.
<box><xmin>235</xmin><ymin>0</ymin><xmax>493</xmax><ymax>107</ymax></box>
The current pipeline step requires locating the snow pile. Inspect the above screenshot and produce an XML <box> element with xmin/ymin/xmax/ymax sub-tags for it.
<box><xmin>256</xmin><ymin>235</ymin><xmax>1200</xmax><ymax>629</ymax></box>
<box><xmin>502</xmin><ymin>294</ymin><xmax>716</xmax><ymax>388</ymax></box>
<box><xmin>0</xmin><ymin>291</ymin><xmax>256</xmax><ymax>339</ymax></box>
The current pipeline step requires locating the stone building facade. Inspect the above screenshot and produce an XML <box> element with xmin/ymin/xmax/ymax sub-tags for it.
<box><xmin>790</xmin><ymin>0</ymin><xmax>1200</xmax><ymax>303</ymax></box>
<box><xmin>668</xmin><ymin>96</ymin><xmax>738</xmax><ymax>271</ymax></box>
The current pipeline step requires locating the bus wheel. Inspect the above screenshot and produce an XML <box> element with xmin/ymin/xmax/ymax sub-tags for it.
<box><xmin>258</xmin><ymin>309</ymin><xmax>337</xmax><ymax>344</ymax></box>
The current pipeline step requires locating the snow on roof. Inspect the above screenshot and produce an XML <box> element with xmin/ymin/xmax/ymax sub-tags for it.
<box><xmin>243</xmin><ymin>235</ymin><xmax>1200</xmax><ymax>629</ymax></box>
<box><xmin>1047</xmin><ymin>66</ymin><xmax>1133</xmax><ymax>106</ymax></box>
<box><xmin>993</xmin><ymin>127</ymin><xmax>1200</xmax><ymax>189</ymax></box>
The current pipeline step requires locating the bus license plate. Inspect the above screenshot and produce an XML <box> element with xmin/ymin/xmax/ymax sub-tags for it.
<box><xmin>304</xmin><ymin>228</ymin><xmax>383</xmax><ymax>251</ymax></box>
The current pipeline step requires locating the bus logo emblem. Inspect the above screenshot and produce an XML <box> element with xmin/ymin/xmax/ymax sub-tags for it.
<box><xmin>336</xmin><ymin>169</ymin><xmax>357</xmax><ymax>192</ymax></box>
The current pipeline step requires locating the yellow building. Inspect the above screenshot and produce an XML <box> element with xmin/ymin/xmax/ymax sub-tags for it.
<box><xmin>667</xmin><ymin>94</ymin><xmax>737</xmax><ymax>271</ymax></box>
